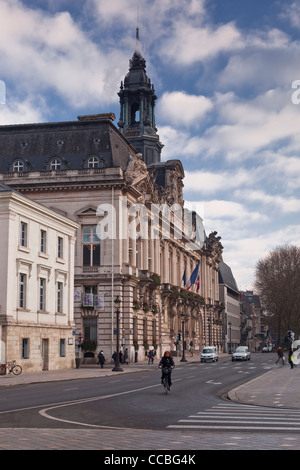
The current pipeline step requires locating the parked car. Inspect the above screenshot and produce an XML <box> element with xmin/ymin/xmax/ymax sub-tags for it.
<box><xmin>262</xmin><ymin>344</ymin><xmax>273</xmax><ymax>352</ymax></box>
<box><xmin>201</xmin><ymin>346</ymin><xmax>218</xmax><ymax>363</ymax></box>
<box><xmin>232</xmin><ymin>346</ymin><xmax>251</xmax><ymax>361</ymax></box>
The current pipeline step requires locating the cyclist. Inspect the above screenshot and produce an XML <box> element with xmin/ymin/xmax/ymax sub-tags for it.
<box><xmin>159</xmin><ymin>350</ymin><xmax>174</xmax><ymax>390</ymax></box>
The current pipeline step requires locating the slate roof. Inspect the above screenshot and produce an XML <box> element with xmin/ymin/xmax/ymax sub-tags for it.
<box><xmin>218</xmin><ymin>261</ymin><xmax>239</xmax><ymax>292</ymax></box>
<box><xmin>0</xmin><ymin>114</ymin><xmax>137</xmax><ymax>173</ymax></box>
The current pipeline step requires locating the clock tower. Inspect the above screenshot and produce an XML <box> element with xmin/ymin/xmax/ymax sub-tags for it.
<box><xmin>118</xmin><ymin>29</ymin><xmax>163</xmax><ymax>166</ymax></box>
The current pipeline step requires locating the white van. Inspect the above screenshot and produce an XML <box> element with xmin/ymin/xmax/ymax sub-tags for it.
<box><xmin>200</xmin><ymin>346</ymin><xmax>218</xmax><ymax>363</ymax></box>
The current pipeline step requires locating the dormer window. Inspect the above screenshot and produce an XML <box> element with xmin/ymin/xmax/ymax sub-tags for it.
<box><xmin>88</xmin><ymin>156</ymin><xmax>99</xmax><ymax>168</ymax></box>
<box><xmin>12</xmin><ymin>159</ymin><xmax>24</xmax><ymax>172</ymax></box>
<box><xmin>50</xmin><ymin>157</ymin><xmax>61</xmax><ymax>170</ymax></box>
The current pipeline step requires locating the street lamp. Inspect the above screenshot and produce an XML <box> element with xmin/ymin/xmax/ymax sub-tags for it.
<box><xmin>112</xmin><ymin>295</ymin><xmax>123</xmax><ymax>372</ymax></box>
<box><xmin>228</xmin><ymin>321</ymin><xmax>232</xmax><ymax>354</ymax></box>
<box><xmin>180</xmin><ymin>312</ymin><xmax>187</xmax><ymax>362</ymax></box>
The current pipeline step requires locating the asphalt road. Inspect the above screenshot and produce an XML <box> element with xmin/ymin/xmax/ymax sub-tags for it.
<box><xmin>0</xmin><ymin>353</ymin><xmax>275</xmax><ymax>430</ymax></box>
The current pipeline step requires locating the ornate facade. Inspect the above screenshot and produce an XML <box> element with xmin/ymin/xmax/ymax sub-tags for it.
<box><xmin>0</xmin><ymin>35</ymin><xmax>223</xmax><ymax>365</ymax></box>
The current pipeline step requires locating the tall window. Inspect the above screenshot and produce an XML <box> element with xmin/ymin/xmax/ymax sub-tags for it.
<box><xmin>22</xmin><ymin>339</ymin><xmax>29</xmax><ymax>359</ymax></box>
<box><xmin>19</xmin><ymin>273</ymin><xmax>27</xmax><ymax>308</ymax></box>
<box><xmin>83</xmin><ymin>318</ymin><xmax>97</xmax><ymax>343</ymax></box>
<box><xmin>40</xmin><ymin>230</ymin><xmax>47</xmax><ymax>253</ymax></box>
<box><xmin>20</xmin><ymin>222</ymin><xmax>27</xmax><ymax>247</ymax></box>
<box><xmin>60</xmin><ymin>339</ymin><xmax>66</xmax><ymax>357</ymax></box>
<box><xmin>82</xmin><ymin>225</ymin><xmax>100</xmax><ymax>266</ymax></box>
<box><xmin>57</xmin><ymin>236</ymin><xmax>63</xmax><ymax>258</ymax></box>
<box><xmin>57</xmin><ymin>282</ymin><xmax>63</xmax><ymax>313</ymax></box>
<box><xmin>39</xmin><ymin>278</ymin><xmax>46</xmax><ymax>311</ymax></box>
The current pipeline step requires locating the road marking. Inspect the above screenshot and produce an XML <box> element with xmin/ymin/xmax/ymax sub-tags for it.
<box><xmin>167</xmin><ymin>403</ymin><xmax>300</xmax><ymax>432</ymax></box>
<box><xmin>38</xmin><ymin>379</ymin><xmax>182</xmax><ymax>428</ymax></box>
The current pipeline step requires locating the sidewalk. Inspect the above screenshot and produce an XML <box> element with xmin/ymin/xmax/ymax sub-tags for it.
<box><xmin>228</xmin><ymin>364</ymin><xmax>300</xmax><ymax>409</ymax></box>
<box><xmin>0</xmin><ymin>353</ymin><xmax>199</xmax><ymax>387</ymax></box>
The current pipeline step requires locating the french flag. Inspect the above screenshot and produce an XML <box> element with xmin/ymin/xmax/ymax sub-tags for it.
<box><xmin>182</xmin><ymin>267</ymin><xmax>187</xmax><ymax>288</ymax></box>
<box><xmin>196</xmin><ymin>274</ymin><xmax>200</xmax><ymax>293</ymax></box>
<box><xmin>186</xmin><ymin>263</ymin><xmax>200</xmax><ymax>290</ymax></box>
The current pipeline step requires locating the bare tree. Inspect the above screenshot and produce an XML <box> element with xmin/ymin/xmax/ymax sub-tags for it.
<box><xmin>255</xmin><ymin>245</ymin><xmax>300</xmax><ymax>345</ymax></box>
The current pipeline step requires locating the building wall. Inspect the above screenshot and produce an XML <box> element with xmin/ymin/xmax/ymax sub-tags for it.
<box><xmin>0</xmin><ymin>190</ymin><xmax>78</xmax><ymax>371</ymax></box>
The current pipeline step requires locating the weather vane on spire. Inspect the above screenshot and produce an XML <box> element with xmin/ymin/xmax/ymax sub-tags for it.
<box><xmin>135</xmin><ymin>0</ymin><xmax>141</xmax><ymax>56</ymax></box>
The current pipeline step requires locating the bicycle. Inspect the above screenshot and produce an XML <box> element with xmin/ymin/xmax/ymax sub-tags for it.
<box><xmin>1</xmin><ymin>360</ymin><xmax>22</xmax><ymax>375</ymax></box>
<box><xmin>161</xmin><ymin>366</ymin><xmax>172</xmax><ymax>394</ymax></box>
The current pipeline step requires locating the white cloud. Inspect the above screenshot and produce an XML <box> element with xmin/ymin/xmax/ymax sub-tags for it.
<box><xmin>161</xmin><ymin>22</ymin><xmax>242</xmax><ymax>65</ymax></box>
<box><xmin>0</xmin><ymin>0</ymin><xmax>127</xmax><ymax>117</ymax></box>
<box><xmin>0</xmin><ymin>98</ymin><xmax>46</xmax><ymax>125</ymax></box>
<box><xmin>234</xmin><ymin>189</ymin><xmax>300</xmax><ymax>214</ymax></box>
<box><xmin>184</xmin><ymin>168</ymin><xmax>259</xmax><ymax>194</ymax></box>
<box><xmin>157</xmin><ymin>91</ymin><xmax>213</xmax><ymax>127</ymax></box>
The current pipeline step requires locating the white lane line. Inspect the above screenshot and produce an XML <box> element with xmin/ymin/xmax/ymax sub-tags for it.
<box><xmin>39</xmin><ymin>379</ymin><xmax>183</xmax><ymax>428</ymax></box>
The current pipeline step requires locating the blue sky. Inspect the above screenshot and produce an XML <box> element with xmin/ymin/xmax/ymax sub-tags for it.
<box><xmin>0</xmin><ymin>0</ymin><xmax>300</xmax><ymax>290</ymax></box>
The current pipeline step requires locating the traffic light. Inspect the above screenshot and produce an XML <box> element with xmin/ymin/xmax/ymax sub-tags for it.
<box><xmin>176</xmin><ymin>332</ymin><xmax>182</xmax><ymax>342</ymax></box>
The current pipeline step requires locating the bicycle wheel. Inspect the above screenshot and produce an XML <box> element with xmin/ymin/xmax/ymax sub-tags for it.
<box><xmin>12</xmin><ymin>365</ymin><xmax>22</xmax><ymax>375</ymax></box>
<box><xmin>163</xmin><ymin>375</ymin><xmax>168</xmax><ymax>394</ymax></box>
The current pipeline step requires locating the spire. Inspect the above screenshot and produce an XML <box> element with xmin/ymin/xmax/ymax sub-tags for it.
<box><xmin>117</xmin><ymin>25</ymin><xmax>164</xmax><ymax>166</ymax></box>
<box><xmin>135</xmin><ymin>27</ymin><xmax>141</xmax><ymax>57</ymax></box>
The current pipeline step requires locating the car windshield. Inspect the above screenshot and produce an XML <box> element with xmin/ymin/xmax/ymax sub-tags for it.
<box><xmin>235</xmin><ymin>347</ymin><xmax>246</xmax><ymax>352</ymax></box>
<box><xmin>202</xmin><ymin>348</ymin><xmax>213</xmax><ymax>353</ymax></box>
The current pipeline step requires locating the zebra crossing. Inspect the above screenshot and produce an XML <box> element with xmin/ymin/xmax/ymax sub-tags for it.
<box><xmin>167</xmin><ymin>403</ymin><xmax>300</xmax><ymax>432</ymax></box>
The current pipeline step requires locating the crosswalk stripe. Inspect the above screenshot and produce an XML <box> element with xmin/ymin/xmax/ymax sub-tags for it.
<box><xmin>167</xmin><ymin>403</ymin><xmax>300</xmax><ymax>432</ymax></box>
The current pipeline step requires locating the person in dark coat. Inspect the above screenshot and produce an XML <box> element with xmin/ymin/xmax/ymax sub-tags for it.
<box><xmin>288</xmin><ymin>348</ymin><xmax>294</xmax><ymax>369</ymax></box>
<box><xmin>97</xmin><ymin>350</ymin><xmax>106</xmax><ymax>369</ymax></box>
<box><xmin>276</xmin><ymin>347</ymin><xmax>285</xmax><ymax>365</ymax></box>
<box><xmin>159</xmin><ymin>351</ymin><xmax>175</xmax><ymax>390</ymax></box>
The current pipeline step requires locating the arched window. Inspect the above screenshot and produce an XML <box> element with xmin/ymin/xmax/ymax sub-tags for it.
<box><xmin>88</xmin><ymin>156</ymin><xmax>99</xmax><ymax>168</ymax></box>
<box><xmin>12</xmin><ymin>160</ymin><xmax>24</xmax><ymax>172</ymax></box>
<box><xmin>50</xmin><ymin>157</ymin><xmax>61</xmax><ymax>170</ymax></box>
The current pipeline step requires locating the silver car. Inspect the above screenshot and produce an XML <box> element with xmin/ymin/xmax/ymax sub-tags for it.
<box><xmin>232</xmin><ymin>346</ymin><xmax>251</xmax><ymax>361</ymax></box>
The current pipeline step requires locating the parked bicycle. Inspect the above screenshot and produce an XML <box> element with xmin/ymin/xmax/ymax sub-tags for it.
<box><xmin>1</xmin><ymin>360</ymin><xmax>22</xmax><ymax>375</ymax></box>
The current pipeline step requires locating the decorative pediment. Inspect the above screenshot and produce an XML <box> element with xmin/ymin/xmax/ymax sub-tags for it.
<box><xmin>75</xmin><ymin>205</ymin><xmax>98</xmax><ymax>219</ymax></box>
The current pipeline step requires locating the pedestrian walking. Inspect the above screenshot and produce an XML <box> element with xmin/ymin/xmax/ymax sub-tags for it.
<box><xmin>288</xmin><ymin>348</ymin><xmax>294</xmax><ymax>369</ymax></box>
<box><xmin>112</xmin><ymin>351</ymin><xmax>117</xmax><ymax>366</ymax></box>
<box><xmin>97</xmin><ymin>350</ymin><xmax>106</xmax><ymax>369</ymax></box>
<box><xmin>276</xmin><ymin>347</ymin><xmax>285</xmax><ymax>365</ymax></box>
<box><xmin>148</xmin><ymin>349</ymin><xmax>154</xmax><ymax>364</ymax></box>
<box><xmin>124</xmin><ymin>348</ymin><xmax>129</xmax><ymax>364</ymax></box>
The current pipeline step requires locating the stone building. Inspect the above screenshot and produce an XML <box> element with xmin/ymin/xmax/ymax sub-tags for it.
<box><xmin>218</xmin><ymin>261</ymin><xmax>240</xmax><ymax>353</ymax></box>
<box><xmin>0</xmin><ymin>36</ymin><xmax>223</xmax><ymax>364</ymax></box>
<box><xmin>0</xmin><ymin>182</ymin><xmax>78</xmax><ymax>372</ymax></box>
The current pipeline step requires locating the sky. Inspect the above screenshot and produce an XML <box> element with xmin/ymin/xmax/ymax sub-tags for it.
<box><xmin>0</xmin><ymin>0</ymin><xmax>300</xmax><ymax>291</ymax></box>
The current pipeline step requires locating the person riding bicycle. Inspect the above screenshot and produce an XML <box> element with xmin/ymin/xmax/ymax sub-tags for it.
<box><xmin>159</xmin><ymin>350</ymin><xmax>174</xmax><ymax>390</ymax></box>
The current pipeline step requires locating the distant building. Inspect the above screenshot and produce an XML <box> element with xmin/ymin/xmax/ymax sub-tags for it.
<box><xmin>218</xmin><ymin>261</ymin><xmax>240</xmax><ymax>353</ymax></box>
<box><xmin>0</xmin><ymin>182</ymin><xmax>78</xmax><ymax>372</ymax></box>
<box><xmin>240</xmin><ymin>290</ymin><xmax>266</xmax><ymax>351</ymax></box>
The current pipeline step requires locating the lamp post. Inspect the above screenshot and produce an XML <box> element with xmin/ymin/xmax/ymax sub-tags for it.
<box><xmin>112</xmin><ymin>295</ymin><xmax>123</xmax><ymax>372</ymax></box>
<box><xmin>180</xmin><ymin>312</ymin><xmax>187</xmax><ymax>362</ymax></box>
<box><xmin>228</xmin><ymin>321</ymin><xmax>232</xmax><ymax>354</ymax></box>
